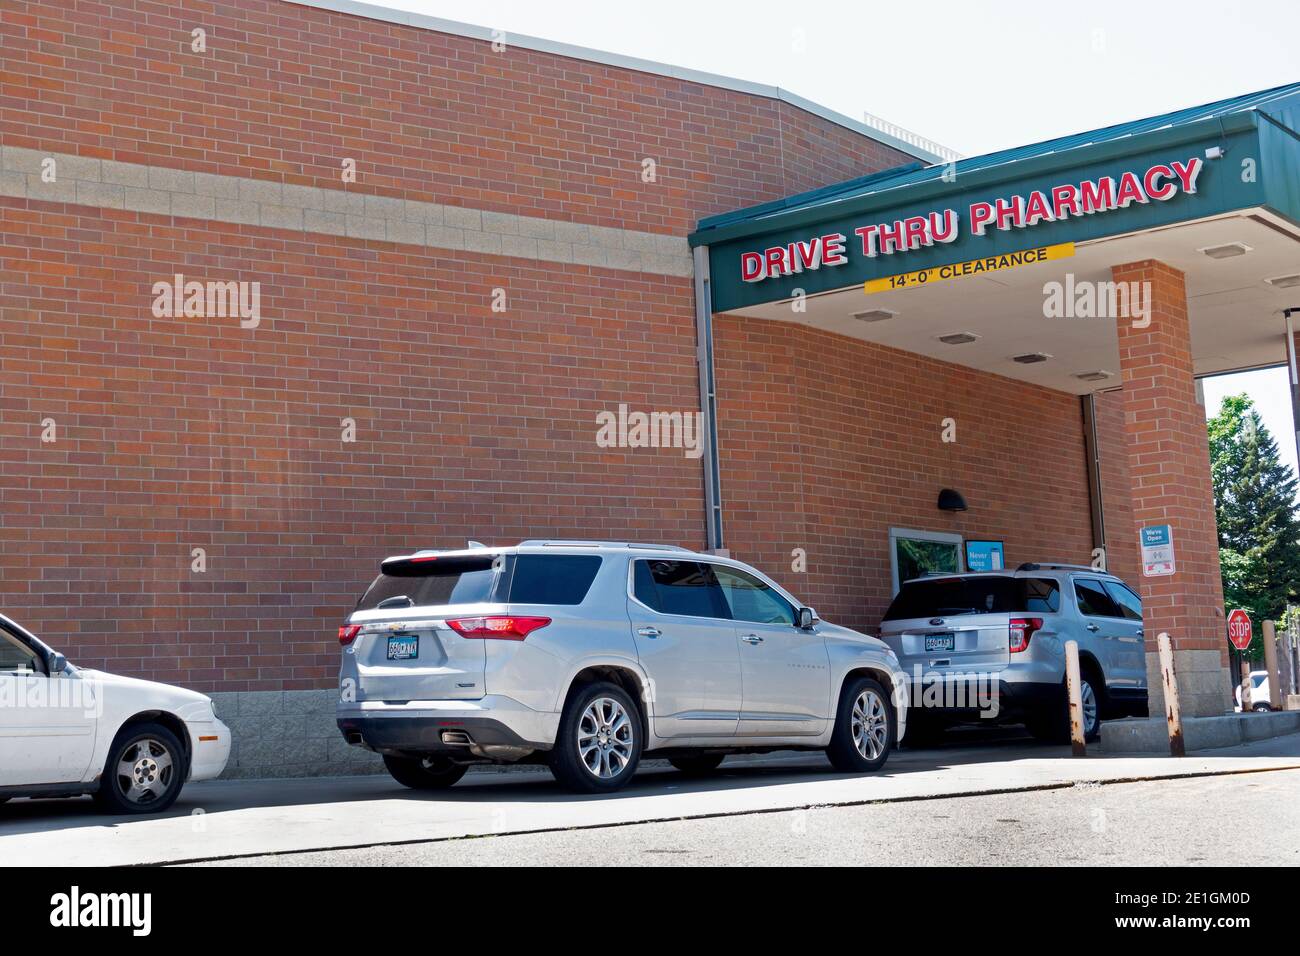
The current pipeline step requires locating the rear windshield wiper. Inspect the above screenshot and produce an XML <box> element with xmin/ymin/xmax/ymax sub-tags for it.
<box><xmin>376</xmin><ymin>595</ymin><xmax>415</xmax><ymax>610</ymax></box>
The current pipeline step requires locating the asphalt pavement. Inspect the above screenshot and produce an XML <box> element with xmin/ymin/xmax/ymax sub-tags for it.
<box><xmin>3</xmin><ymin>727</ymin><xmax>1298</xmax><ymax>866</ymax></box>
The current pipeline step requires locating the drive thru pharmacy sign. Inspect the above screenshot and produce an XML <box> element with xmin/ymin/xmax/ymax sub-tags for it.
<box><xmin>737</xmin><ymin>157</ymin><xmax>1203</xmax><ymax>284</ymax></box>
<box><xmin>1140</xmin><ymin>524</ymin><xmax>1176</xmax><ymax>576</ymax></box>
<box><xmin>1227</xmin><ymin>609</ymin><xmax>1253</xmax><ymax>651</ymax></box>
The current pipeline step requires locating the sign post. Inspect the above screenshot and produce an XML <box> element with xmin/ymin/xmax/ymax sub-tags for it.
<box><xmin>1228</xmin><ymin>609</ymin><xmax>1254</xmax><ymax>712</ymax></box>
<box><xmin>1227</xmin><ymin>608</ymin><xmax>1253</xmax><ymax>652</ymax></box>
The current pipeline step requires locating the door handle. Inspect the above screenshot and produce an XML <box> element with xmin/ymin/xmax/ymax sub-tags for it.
<box><xmin>636</xmin><ymin>626</ymin><xmax>661</xmax><ymax>638</ymax></box>
<box><xmin>740</xmin><ymin>633</ymin><xmax>764</xmax><ymax>644</ymax></box>
<box><xmin>1136</xmin><ymin>629</ymin><xmax>1144</xmax><ymax>637</ymax></box>
<box><xmin>1086</xmin><ymin>623</ymin><xmax>1100</xmax><ymax>632</ymax></box>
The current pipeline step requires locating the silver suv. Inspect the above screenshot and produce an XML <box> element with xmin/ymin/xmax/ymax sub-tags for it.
<box><xmin>878</xmin><ymin>563</ymin><xmax>1149</xmax><ymax>742</ymax></box>
<box><xmin>337</xmin><ymin>541</ymin><xmax>907</xmax><ymax>793</ymax></box>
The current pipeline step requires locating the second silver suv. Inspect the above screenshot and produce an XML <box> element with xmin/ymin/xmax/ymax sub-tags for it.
<box><xmin>337</xmin><ymin>541</ymin><xmax>907</xmax><ymax>793</ymax></box>
<box><xmin>878</xmin><ymin>563</ymin><xmax>1149</xmax><ymax>743</ymax></box>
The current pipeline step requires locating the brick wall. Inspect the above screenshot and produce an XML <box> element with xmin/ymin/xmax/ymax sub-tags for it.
<box><xmin>713</xmin><ymin>315</ymin><xmax>1113</xmax><ymax>631</ymax></box>
<box><xmin>0</xmin><ymin>197</ymin><xmax>705</xmax><ymax>690</ymax></box>
<box><xmin>0</xmin><ymin>0</ymin><xmax>916</xmax><ymax>694</ymax></box>
<box><xmin>1112</xmin><ymin>259</ymin><xmax>1229</xmax><ymax>716</ymax></box>
<box><xmin>1</xmin><ymin>0</ymin><xmax>910</xmax><ymax>235</ymax></box>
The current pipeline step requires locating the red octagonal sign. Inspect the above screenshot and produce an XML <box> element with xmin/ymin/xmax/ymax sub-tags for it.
<box><xmin>1227</xmin><ymin>608</ymin><xmax>1253</xmax><ymax>651</ymax></box>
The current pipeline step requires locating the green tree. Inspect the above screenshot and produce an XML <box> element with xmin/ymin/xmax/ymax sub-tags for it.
<box><xmin>1207</xmin><ymin>394</ymin><xmax>1300</xmax><ymax>658</ymax></box>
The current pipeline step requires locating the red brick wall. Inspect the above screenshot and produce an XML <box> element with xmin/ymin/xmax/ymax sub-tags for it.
<box><xmin>713</xmin><ymin>315</ymin><xmax>1106</xmax><ymax>632</ymax></box>
<box><xmin>1</xmin><ymin>0</ymin><xmax>911</xmax><ymax>235</ymax></box>
<box><xmin>0</xmin><ymin>198</ymin><xmax>706</xmax><ymax>690</ymax></box>
<box><xmin>1113</xmin><ymin>260</ymin><xmax>1227</xmax><ymax>663</ymax></box>
<box><xmin>0</xmin><ymin>1</ymin><xmax>915</xmax><ymax>691</ymax></box>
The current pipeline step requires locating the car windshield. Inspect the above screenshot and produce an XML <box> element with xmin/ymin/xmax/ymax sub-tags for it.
<box><xmin>883</xmin><ymin>576</ymin><xmax>1060</xmax><ymax>620</ymax></box>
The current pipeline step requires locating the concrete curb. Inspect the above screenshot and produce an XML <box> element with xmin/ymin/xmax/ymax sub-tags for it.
<box><xmin>1100</xmin><ymin>711</ymin><xmax>1300</xmax><ymax>753</ymax></box>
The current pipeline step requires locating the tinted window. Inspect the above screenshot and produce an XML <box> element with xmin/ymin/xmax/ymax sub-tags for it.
<box><xmin>634</xmin><ymin>560</ymin><xmax>731</xmax><ymax>619</ymax></box>
<box><xmin>508</xmin><ymin>555</ymin><xmax>602</xmax><ymax>605</ymax></box>
<box><xmin>0</xmin><ymin>628</ymin><xmax>40</xmax><ymax>674</ymax></box>
<box><xmin>883</xmin><ymin>576</ymin><xmax>1060</xmax><ymax>620</ymax></box>
<box><xmin>1074</xmin><ymin>578</ymin><xmax>1123</xmax><ymax>618</ymax></box>
<box><xmin>1103</xmin><ymin>581</ymin><xmax>1142</xmax><ymax>621</ymax></box>
<box><xmin>356</xmin><ymin>555</ymin><xmax>501</xmax><ymax>610</ymax></box>
<box><xmin>714</xmin><ymin>567</ymin><xmax>795</xmax><ymax>625</ymax></box>
<box><xmin>1252</xmin><ymin>674</ymin><xmax>1267</xmax><ymax>688</ymax></box>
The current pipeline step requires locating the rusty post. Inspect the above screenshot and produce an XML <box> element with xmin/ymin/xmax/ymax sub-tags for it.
<box><xmin>1263</xmin><ymin>619</ymin><xmax>1282</xmax><ymax>711</ymax></box>
<box><xmin>1240</xmin><ymin>656</ymin><xmax>1254</xmax><ymax>711</ymax></box>
<box><xmin>1158</xmin><ymin>632</ymin><xmax>1184</xmax><ymax>756</ymax></box>
<box><xmin>1064</xmin><ymin>640</ymin><xmax>1086</xmax><ymax>757</ymax></box>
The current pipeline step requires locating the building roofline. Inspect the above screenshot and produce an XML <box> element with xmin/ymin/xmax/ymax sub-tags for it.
<box><xmin>285</xmin><ymin>0</ymin><xmax>944</xmax><ymax>164</ymax></box>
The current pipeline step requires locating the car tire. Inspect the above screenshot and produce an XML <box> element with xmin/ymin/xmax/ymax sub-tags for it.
<box><xmin>94</xmin><ymin>722</ymin><xmax>188</xmax><ymax>815</ymax></box>
<box><xmin>900</xmin><ymin>711</ymin><xmax>946</xmax><ymax>748</ymax></box>
<box><xmin>1027</xmin><ymin>673</ymin><xmax>1103</xmax><ymax>743</ymax></box>
<box><xmin>826</xmin><ymin>676</ymin><xmax>894</xmax><ymax>773</ymax></box>
<box><xmin>549</xmin><ymin>681</ymin><xmax>643</xmax><ymax>794</ymax></box>
<box><xmin>1252</xmin><ymin>702</ymin><xmax>1272</xmax><ymax>713</ymax></box>
<box><xmin>668</xmin><ymin>754</ymin><xmax>725</xmax><ymax>775</ymax></box>
<box><xmin>382</xmin><ymin>754</ymin><xmax>468</xmax><ymax>790</ymax></box>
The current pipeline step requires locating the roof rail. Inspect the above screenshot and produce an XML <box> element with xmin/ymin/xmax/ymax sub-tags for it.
<box><xmin>517</xmin><ymin>539</ymin><xmax>693</xmax><ymax>552</ymax></box>
<box><xmin>1016</xmin><ymin>562</ymin><xmax>1101</xmax><ymax>573</ymax></box>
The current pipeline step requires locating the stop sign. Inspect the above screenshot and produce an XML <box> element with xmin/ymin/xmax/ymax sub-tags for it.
<box><xmin>1227</xmin><ymin>608</ymin><xmax>1253</xmax><ymax>651</ymax></box>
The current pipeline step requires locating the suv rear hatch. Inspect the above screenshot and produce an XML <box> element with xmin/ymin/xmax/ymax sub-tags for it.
<box><xmin>345</xmin><ymin>552</ymin><xmax>506</xmax><ymax>701</ymax></box>
<box><xmin>879</xmin><ymin>575</ymin><xmax>1060</xmax><ymax>676</ymax></box>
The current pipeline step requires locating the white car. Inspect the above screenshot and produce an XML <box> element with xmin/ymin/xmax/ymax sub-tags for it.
<box><xmin>1235</xmin><ymin>670</ymin><xmax>1274</xmax><ymax>712</ymax></box>
<box><xmin>0</xmin><ymin>613</ymin><xmax>231</xmax><ymax>814</ymax></box>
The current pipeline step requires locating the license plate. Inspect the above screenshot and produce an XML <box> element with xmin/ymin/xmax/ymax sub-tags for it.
<box><xmin>925</xmin><ymin>634</ymin><xmax>955</xmax><ymax>652</ymax></box>
<box><xmin>387</xmin><ymin>635</ymin><xmax>419</xmax><ymax>660</ymax></box>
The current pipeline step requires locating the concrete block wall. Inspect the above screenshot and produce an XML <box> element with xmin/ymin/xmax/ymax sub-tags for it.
<box><xmin>209</xmin><ymin>689</ymin><xmax>382</xmax><ymax>778</ymax></box>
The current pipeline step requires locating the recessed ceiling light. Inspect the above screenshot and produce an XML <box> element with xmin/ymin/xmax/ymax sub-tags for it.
<box><xmin>1074</xmin><ymin>370</ymin><xmax>1113</xmax><ymax>382</ymax></box>
<box><xmin>852</xmin><ymin>308</ymin><xmax>897</xmax><ymax>322</ymax></box>
<box><xmin>1012</xmin><ymin>352</ymin><xmax>1052</xmax><ymax>364</ymax></box>
<box><xmin>1198</xmin><ymin>242</ymin><xmax>1251</xmax><ymax>259</ymax></box>
<box><xmin>1264</xmin><ymin>273</ymin><xmax>1300</xmax><ymax>289</ymax></box>
<box><xmin>936</xmin><ymin>331</ymin><xmax>979</xmax><ymax>345</ymax></box>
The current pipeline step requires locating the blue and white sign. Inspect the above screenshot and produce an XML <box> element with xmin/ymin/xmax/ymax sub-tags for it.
<box><xmin>965</xmin><ymin>540</ymin><xmax>1004</xmax><ymax>572</ymax></box>
<box><xmin>1140</xmin><ymin>524</ymin><xmax>1176</xmax><ymax>577</ymax></box>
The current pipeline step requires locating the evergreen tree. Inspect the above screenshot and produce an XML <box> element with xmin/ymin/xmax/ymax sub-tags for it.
<box><xmin>1207</xmin><ymin>394</ymin><xmax>1300</xmax><ymax>658</ymax></box>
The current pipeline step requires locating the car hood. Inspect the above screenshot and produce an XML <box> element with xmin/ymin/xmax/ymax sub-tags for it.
<box><xmin>74</xmin><ymin>668</ymin><xmax>212</xmax><ymax>709</ymax></box>
<box><xmin>819</xmin><ymin>620</ymin><xmax>894</xmax><ymax>655</ymax></box>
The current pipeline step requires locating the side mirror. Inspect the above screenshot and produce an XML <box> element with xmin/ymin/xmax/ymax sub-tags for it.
<box><xmin>48</xmin><ymin>652</ymin><xmax>68</xmax><ymax>675</ymax></box>
<box><xmin>797</xmin><ymin>607</ymin><xmax>818</xmax><ymax>630</ymax></box>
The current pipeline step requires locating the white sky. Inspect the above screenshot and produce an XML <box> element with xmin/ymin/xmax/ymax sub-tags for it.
<box><xmin>367</xmin><ymin>0</ymin><xmax>1300</xmax><ymax>478</ymax></box>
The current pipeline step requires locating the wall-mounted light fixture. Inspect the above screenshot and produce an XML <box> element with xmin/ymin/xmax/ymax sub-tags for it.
<box><xmin>938</xmin><ymin>488</ymin><xmax>967</xmax><ymax>512</ymax></box>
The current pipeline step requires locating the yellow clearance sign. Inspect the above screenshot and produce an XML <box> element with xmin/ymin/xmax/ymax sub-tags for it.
<box><xmin>863</xmin><ymin>242</ymin><xmax>1075</xmax><ymax>294</ymax></box>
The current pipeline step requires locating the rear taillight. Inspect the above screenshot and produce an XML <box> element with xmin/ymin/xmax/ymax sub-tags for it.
<box><xmin>446</xmin><ymin>616</ymin><xmax>551</xmax><ymax>640</ymax></box>
<box><xmin>338</xmin><ymin>624</ymin><xmax>362</xmax><ymax>646</ymax></box>
<box><xmin>1009</xmin><ymin>617</ymin><xmax>1042</xmax><ymax>653</ymax></box>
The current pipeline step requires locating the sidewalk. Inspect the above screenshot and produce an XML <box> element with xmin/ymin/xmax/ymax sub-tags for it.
<box><xmin>3</xmin><ymin>732</ymin><xmax>1298</xmax><ymax>867</ymax></box>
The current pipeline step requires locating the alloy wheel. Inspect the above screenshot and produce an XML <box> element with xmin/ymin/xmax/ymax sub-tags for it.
<box><xmin>851</xmin><ymin>688</ymin><xmax>889</xmax><ymax>760</ymax></box>
<box><xmin>1081</xmin><ymin>680</ymin><xmax>1099</xmax><ymax>736</ymax></box>
<box><xmin>577</xmin><ymin>696</ymin><xmax>635</xmax><ymax>779</ymax></box>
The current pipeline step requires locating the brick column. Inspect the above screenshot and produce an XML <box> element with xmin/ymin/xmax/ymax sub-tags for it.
<box><xmin>1113</xmin><ymin>260</ymin><xmax>1229</xmax><ymax>718</ymax></box>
